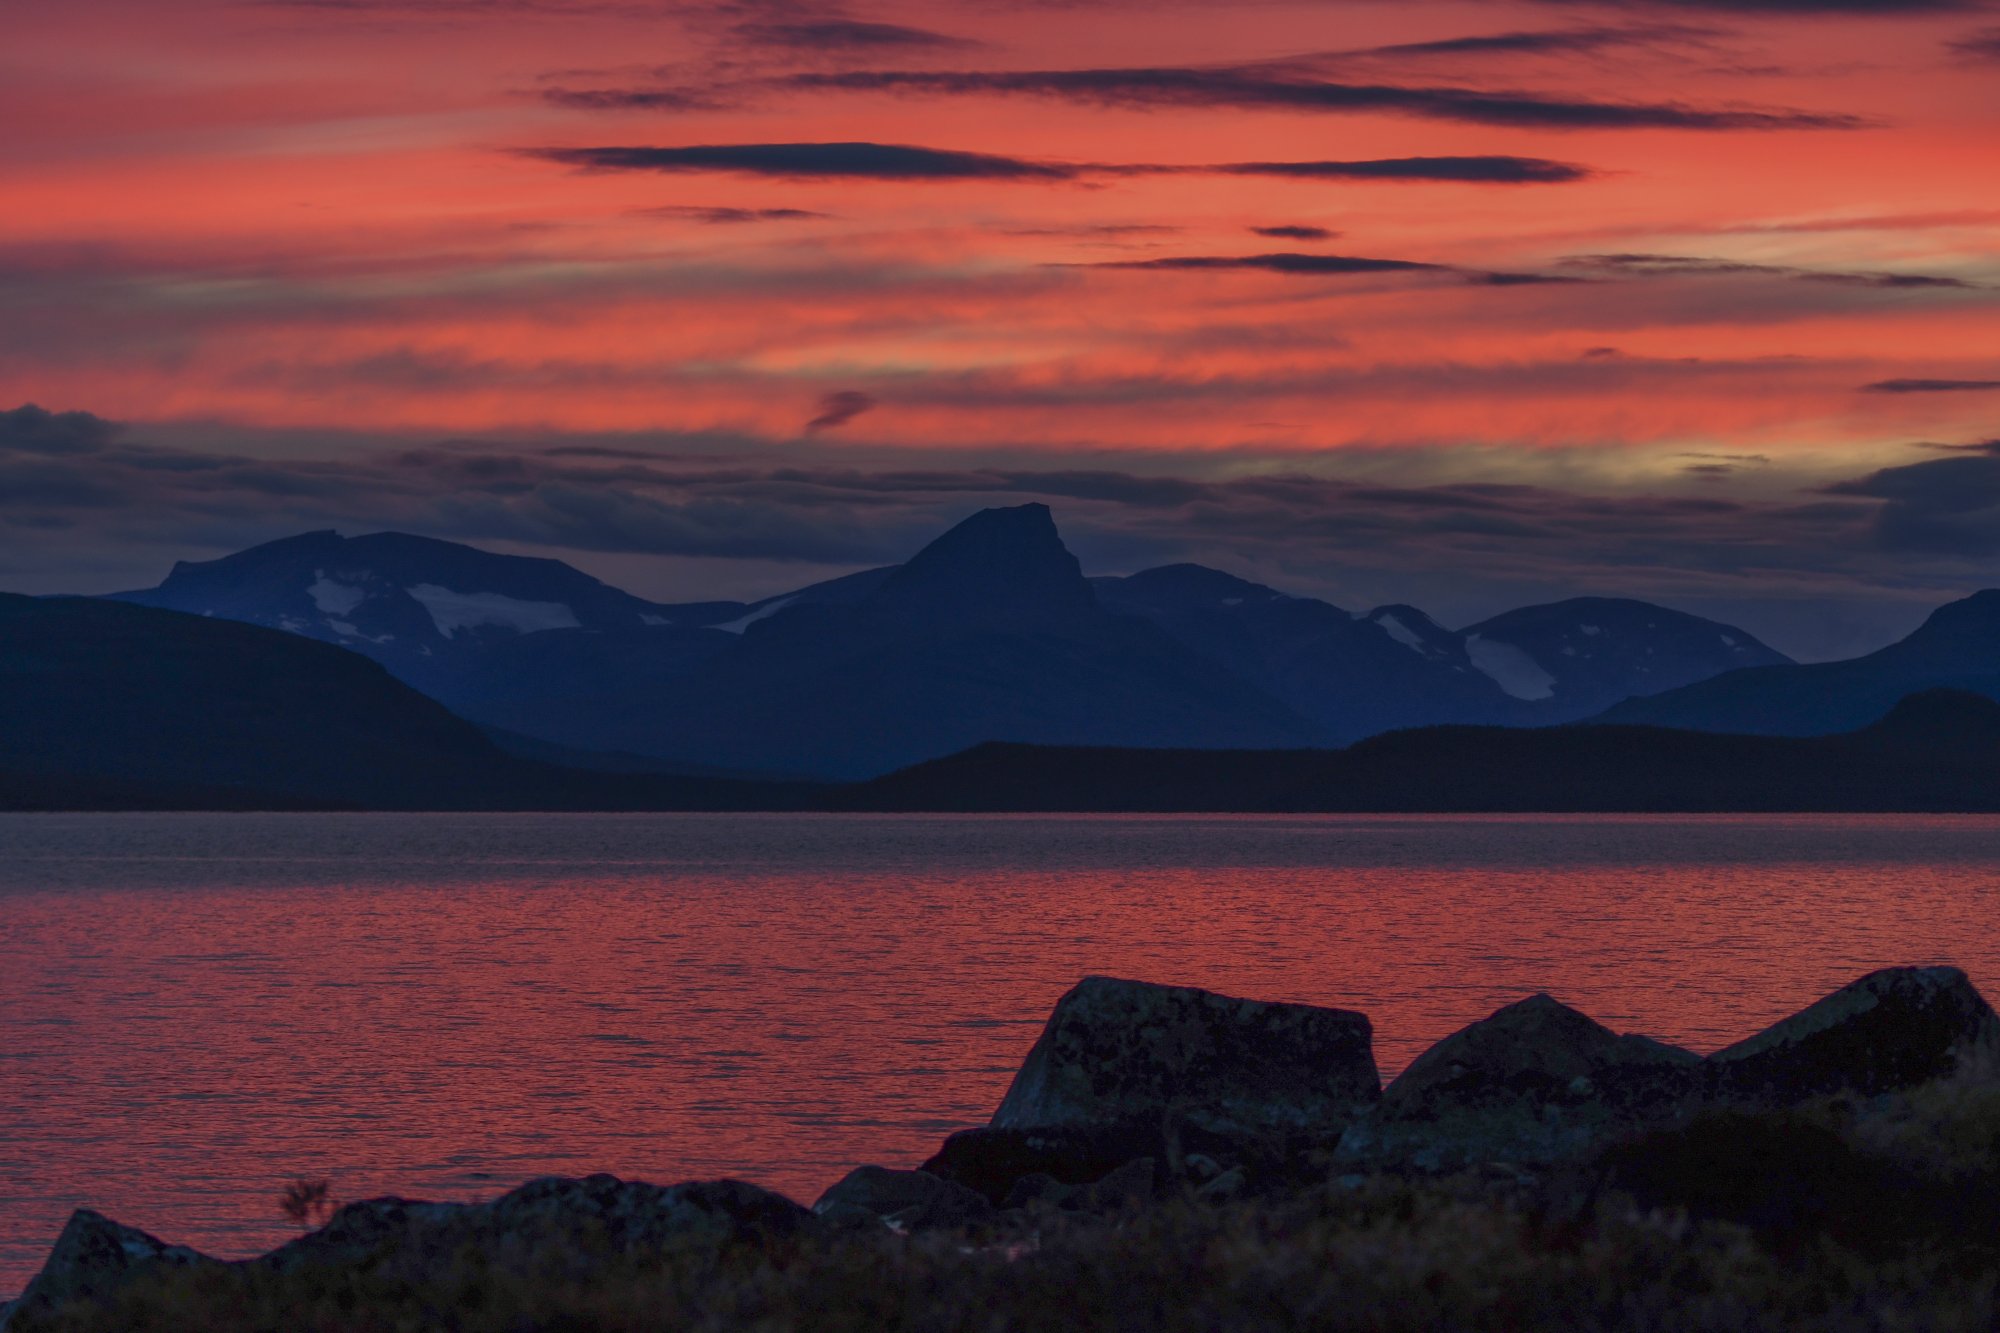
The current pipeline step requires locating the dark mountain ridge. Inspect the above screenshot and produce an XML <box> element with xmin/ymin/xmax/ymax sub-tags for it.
<box><xmin>849</xmin><ymin>689</ymin><xmax>2000</xmax><ymax>813</ymax></box>
<box><xmin>0</xmin><ymin>593</ymin><xmax>812</xmax><ymax>810</ymax></box>
<box><xmin>4</xmin><ymin>583</ymin><xmax>1993</xmax><ymax>812</ymax></box>
<box><xmin>102</xmin><ymin>505</ymin><xmax>1801</xmax><ymax>777</ymax></box>
<box><xmin>1600</xmin><ymin>589</ymin><xmax>2000</xmax><ymax>736</ymax></box>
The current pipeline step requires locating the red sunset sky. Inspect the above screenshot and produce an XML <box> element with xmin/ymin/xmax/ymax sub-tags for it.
<box><xmin>4</xmin><ymin>0</ymin><xmax>1998</xmax><ymax>656</ymax></box>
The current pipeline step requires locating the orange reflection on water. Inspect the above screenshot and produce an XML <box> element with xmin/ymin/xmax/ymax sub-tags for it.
<box><xmin>3</xmin><ymin>811</ymin><xmax>1998</xmax><ymax>1287</ymax></box>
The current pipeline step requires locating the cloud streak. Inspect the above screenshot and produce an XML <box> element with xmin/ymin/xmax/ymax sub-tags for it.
<box><xmin>525</xmin><ymin>142</ymin><xmax>1594</xmax><ymax>186</ymax></box>
<box><xmin>1564</xmin><ymin>252</ymin><xmax>1981</xmax><ymax>288</ymax></box>
<box><xmin>524</xmin><ymin>142</ymin><xmax>1079</xmax><ymax>180</ymax></box>
<box><xmin>730</xmin><ymin>19</ymin><xmax>976</xmax><ymax>51</ymax></box>
<box><xmin>803</xmin><ymin>390</ymin><xmax>875</xmax><ymax>434</ymax></box>
<box><xmin>777</xmin><ymin>66</ymin><xmax>1864</xmax><ymax>130</ymax></box>
<box><xmin>1948</xmin><ymin>26</ymin><xmax>2000</xmax><ymax>57</ymax></box>
<box><xmin>1862</xmin><ymin>378</ymin><xmax>2000</xmax><ymax>392</ymax></box>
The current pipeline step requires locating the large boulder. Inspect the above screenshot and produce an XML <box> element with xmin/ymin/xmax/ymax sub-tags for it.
<box><xmin>812</xmin><ymin>1167</ymin><xmax>994</xmax><ymax>1231</ymax></box>
<box><xmin>1342</xmin><ymin>993</ymin><xmax>1702</xmax><ymax>1169</ymax></box>
<box><xmin>1708</xmin><ymin>966</ymin><xmax>2000</xmax><ymax>1105</ymax></box>
<box><xmin>923</xmin><ymin>1124</ymin><xmax>1175</xmax><ymax>1206</ymax></box>
<box><xmin>990</xmin><ymin>976</ymin><xmax>1380</xmax><ymax>1134</ymax></box>
<box><xmin>264</xmin><ymin>1175</ymin><xmax>810</xmax><ymax>1277</ymax></box>
<box><xmin>2</xmin><ymin>1210</ymin><xmax>221</xmax><ymax>1331</ymax></box>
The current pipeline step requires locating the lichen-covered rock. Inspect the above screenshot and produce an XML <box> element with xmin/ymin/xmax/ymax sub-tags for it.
<box><xmin>1342</xmin><ymin>994</ymin><xmax>1702</xmax><ymax>1169</ymax></box>
<box><xmin>1002</xmin><ymin>1157</ymin><xmax>1157</xmax><ymax>1212</ymax></box>
<box><xmin>813</xmin><ymin>1167</ymin><xmax>994</xmax><ymax>1231</ymax></box>
<box><xmin>991</xmin><ymin>976</ymin><xmax>1379</xmax><ymax>1134</ymax></box>
<box><xmin>1</xmin><ymin>1210</ymin><xmax>220</xmax><ymax>1331</ymax></box>
<box><xmin>261</xmin><ymin>1175</ymin><xmax>811</xmax><ymax>1279</ymax></box>
<box><xmin>1708</xmin><ymin>966</ymin><xmax>2000</xmax><ymax>1105</ymax></box>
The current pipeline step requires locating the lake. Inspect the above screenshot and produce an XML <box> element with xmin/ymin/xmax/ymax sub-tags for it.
<box><xmin>4</xmin><ymin>811</ymin><xmax>1999</xmax><ymax>1289</ymax></box>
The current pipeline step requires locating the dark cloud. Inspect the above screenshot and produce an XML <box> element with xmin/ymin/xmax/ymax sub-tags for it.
<box><xmin>1950</xmin><ymin>26</ymin><xmax>2000</xmax><ymax>56</ymax></box>
<box><xmin>523</xmin><ymin>141</ymin><xmax>1079</xmax><ymax>180</ymax></box>
<box><xmin>1215</xmin><ymin>156</ymin><xmax>1590</xmax><ymax>183</ymax></box>
<box><xmin>1862</xmin><ymin>378</ymin><xmax>2000</xmax><ymax>393</ymax></box>
<box><xmin>542</xmin><ymin>87</ymin><xmax>724</xmax><ymax>111</ymax></box>
<box><xmin>781</xmin><ymin>67</ymin><xmax>1863</xmax><ymax>130</ymax></box>
<box><xmin>804</xmin><ymin>390</ymin><xmax>876</xmax><ymax>434</ymax></box>
<box><xmin>1560</xmin><ymin>0</ymin><xmax>1984</xmax><ymax>13</ymax></box>
<box><xmin>1564</xmin><ymin>252</ymin><xmax>1980</xmax><ymax>288</ymax></box>
<box><xmin>636</xmin><ymin>205</ymin><xmax>832</xmax><ymax>223</ymax></box>
<box><xmin>1002</xmin><ymin>223</ymin><xmax>1182</xmax><ymax>237</ymax></box>
<box><xmin>731</xmin><ymin>19</ymin><xmax>974</xmax><ymax>51</ymax></box>
<box><xmin>1082</xmin><ymin>253</ymin><xmax>1581</xmax><ymax>287</ymax></box>
<box><xmin>526</xmin><ymin>143</ymin><xmax>1591</xmax><ymax>187</ymax></box>
<box><xmin>1251</xmin><ymin>225</ymin><xmax>1339</xmax><ymax>241</ymax></box>
<box><xmin>1825</xmin><ymin>454</ymin><xmax>2000</xmax><ymax>554</ymax></box>
<box><xmin>1090</xmin><ymin>252</ymin><xmax>1447</xmax><ymax>276</ymax></box>
<box><xmin>0</xmin><ymin>404</ymin><xmax>119</xmax><ymax>456</ymax></box>
<box><xmin>1340</xmin><ymin>25</ymin><xmax>1714</xmax><ymax>59</ymax></box>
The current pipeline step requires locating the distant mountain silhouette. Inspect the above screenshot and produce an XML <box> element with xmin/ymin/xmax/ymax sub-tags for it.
<box><xmin>1</xmin><ymin>588</ymin><xmax>1990</xmax><ymax>810</ymax></box>
<box><xmin>0</xmin><ymin>594</ymin><xmax>807</xmax><ymax>810</ymax></box>
<box><xmin>1090</xmin><ymin>566</ymin><xmax>1519</xmax><ymax>741</ymax></box>
<box><xmin>107</xmin><ymin>506</ymin><xmax>1793</xmax><ymax>778</ymax></box>
<box><xmin>533</xmin><ymin>504</ymin><xmax>1320</xmax><ymax>778</ymax></box>
<box><xmin>1599</xmin><ymin>590</ymin><xmax>2000</xmax><ymax>735</ymax></box>
<box><xmin>1458</xmin><ymin>597</ymin><xmax>1788</xmax><ymax>718</ymax></box>
<box><xmin>847</xmin><ymin>689</ymin><xmax>2000</xmax><ymax>813</ymax></box>
<box><xmin>1091</xmin><ymin>574</ymin><xmax>1787</xmax><ymax>742</ymax></box>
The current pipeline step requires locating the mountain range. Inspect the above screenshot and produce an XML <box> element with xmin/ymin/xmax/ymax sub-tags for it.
<box><xmin>109</xmin><ymin>504</ymin><xmax>1795</xmax><ymax>778</ymax></box>
<box><xmin>7</xmin><ymin>586</ymin><xmax>1999</xmax><ymax>812</ymax></box>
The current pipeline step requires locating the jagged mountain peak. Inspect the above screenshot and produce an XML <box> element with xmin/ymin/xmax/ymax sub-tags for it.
<box><xmin>868</xmin><ymin>503</ymin><xmax>1095</xmax><ymax>624</ymax></box>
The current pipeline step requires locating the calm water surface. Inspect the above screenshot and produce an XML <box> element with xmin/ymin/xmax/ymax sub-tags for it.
<box><xmin>3</xmin><ymin>812</ymin><xmax>1999</xmax><ymax>1288</ymax></box>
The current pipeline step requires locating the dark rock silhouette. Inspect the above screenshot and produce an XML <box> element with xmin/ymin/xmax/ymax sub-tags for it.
<box><xmin>12</xmin><ymin>966</ymin><xmax>2000</xmax><ymax>1328</ymax></box>
<box><xmin>2</xmin><ymin>1211</ymin><xmax>219</xmax><ymax>1331</ymax></box>
<box><xmin>1344</xmin><ymin>994</ymin><xmax>1702</xmax><ymax>1169</ymax></box>
<box><xmin>265</xmin><ymin>1177</ymin><xmax>811</xmax><ymax>1273</ymax></box>
<box><xmin>1588</xmin><ymin>1112</ymin><xmax>1932</xmax><ymax>1255</ymax></box>
<box><xmin>1708</xmin><ymin>966</ymin><xmax>2000</xmax><ymax>1103</ymax></box>
<box><xmin>812</xmin><ymin>1167</ymin><xmax>993</xmax><ymax>1231</ymax></box>
<box><xmin>989</xmin><ymin>976</ymin><xmax>1380</xmax><ymax>1134</ymax></box>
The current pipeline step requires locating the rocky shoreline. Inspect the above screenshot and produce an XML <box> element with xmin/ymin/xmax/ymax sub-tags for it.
<box><xmin>7</xmin><ymin>965</ymin><xmax>1999</xmax><ymax>1331</ymax></box>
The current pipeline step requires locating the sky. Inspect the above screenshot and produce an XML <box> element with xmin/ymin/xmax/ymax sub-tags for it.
<box><xmin>3</xmin><ymin>0</ymin><xmax>1998</xmax><ymax>659</ymax></box>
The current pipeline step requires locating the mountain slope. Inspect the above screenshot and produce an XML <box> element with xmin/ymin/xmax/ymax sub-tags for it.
<box><xmin>1460</xmin><ymin>597</ymin><xmax>1790</xmax><ymax>719</ymax></box>
<box><xmin>1599</xmin><ymin>589</ymin><xmax>2000</xmax><ymax>735</ymax></box>
<box><xmin>538</xmin><ymin>505</ymin><xmax>1323</xmax><ymax>778</ymax></box>
<box><xmin>111</xmin><ymin>529</ymin><xmax>754</xmax><ymax>735</ymax></box>
<box><xmin>0</xmin><ymin>594</ymin><xmax>808</xmax><ymax>809</ymax></box>
<box><xmin>1091</xmin><ymin>567</ymin><xmax>1521</xmax><ymax>741</ymax></box>
<box><xmin>849</xmin><ymin>689</ymin><xmax>2000</xmax><ymax>812</ymax></box>
<box><xmin>1093</xmin><ymin>570</ymin><xmax>1789</xmax><ymax>737</ymax></box>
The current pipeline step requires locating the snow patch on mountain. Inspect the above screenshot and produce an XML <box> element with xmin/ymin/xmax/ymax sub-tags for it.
<box><xmin>1465</xmin><ymin>634</ymin><xmax>1557</xmax><ymax>701</ymax></box>
<box><xmin>1375</xmin><ymin>613</ymin><xmax>1426</xmax><ymax>654</ymax></box>
<box><xmin>714</xmin><ymin>596</ymin><xmax>797</xmax><ymax>635</ymax></box>
<box><xmin>308</xmin><ymin>574</ymin><xmax>367</xmax><ymax>617</ymax></box>
<box><xmin>405</xmin><ymin>584</ymin><xmax>580</xmax><ymax>638</ymax></box>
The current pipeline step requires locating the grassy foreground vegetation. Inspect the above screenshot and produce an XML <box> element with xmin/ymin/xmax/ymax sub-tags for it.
<box><xmin>27</xmin><ymin>1072</ymin><xmax>2000</xmax><ymax>1333</ymax></box>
